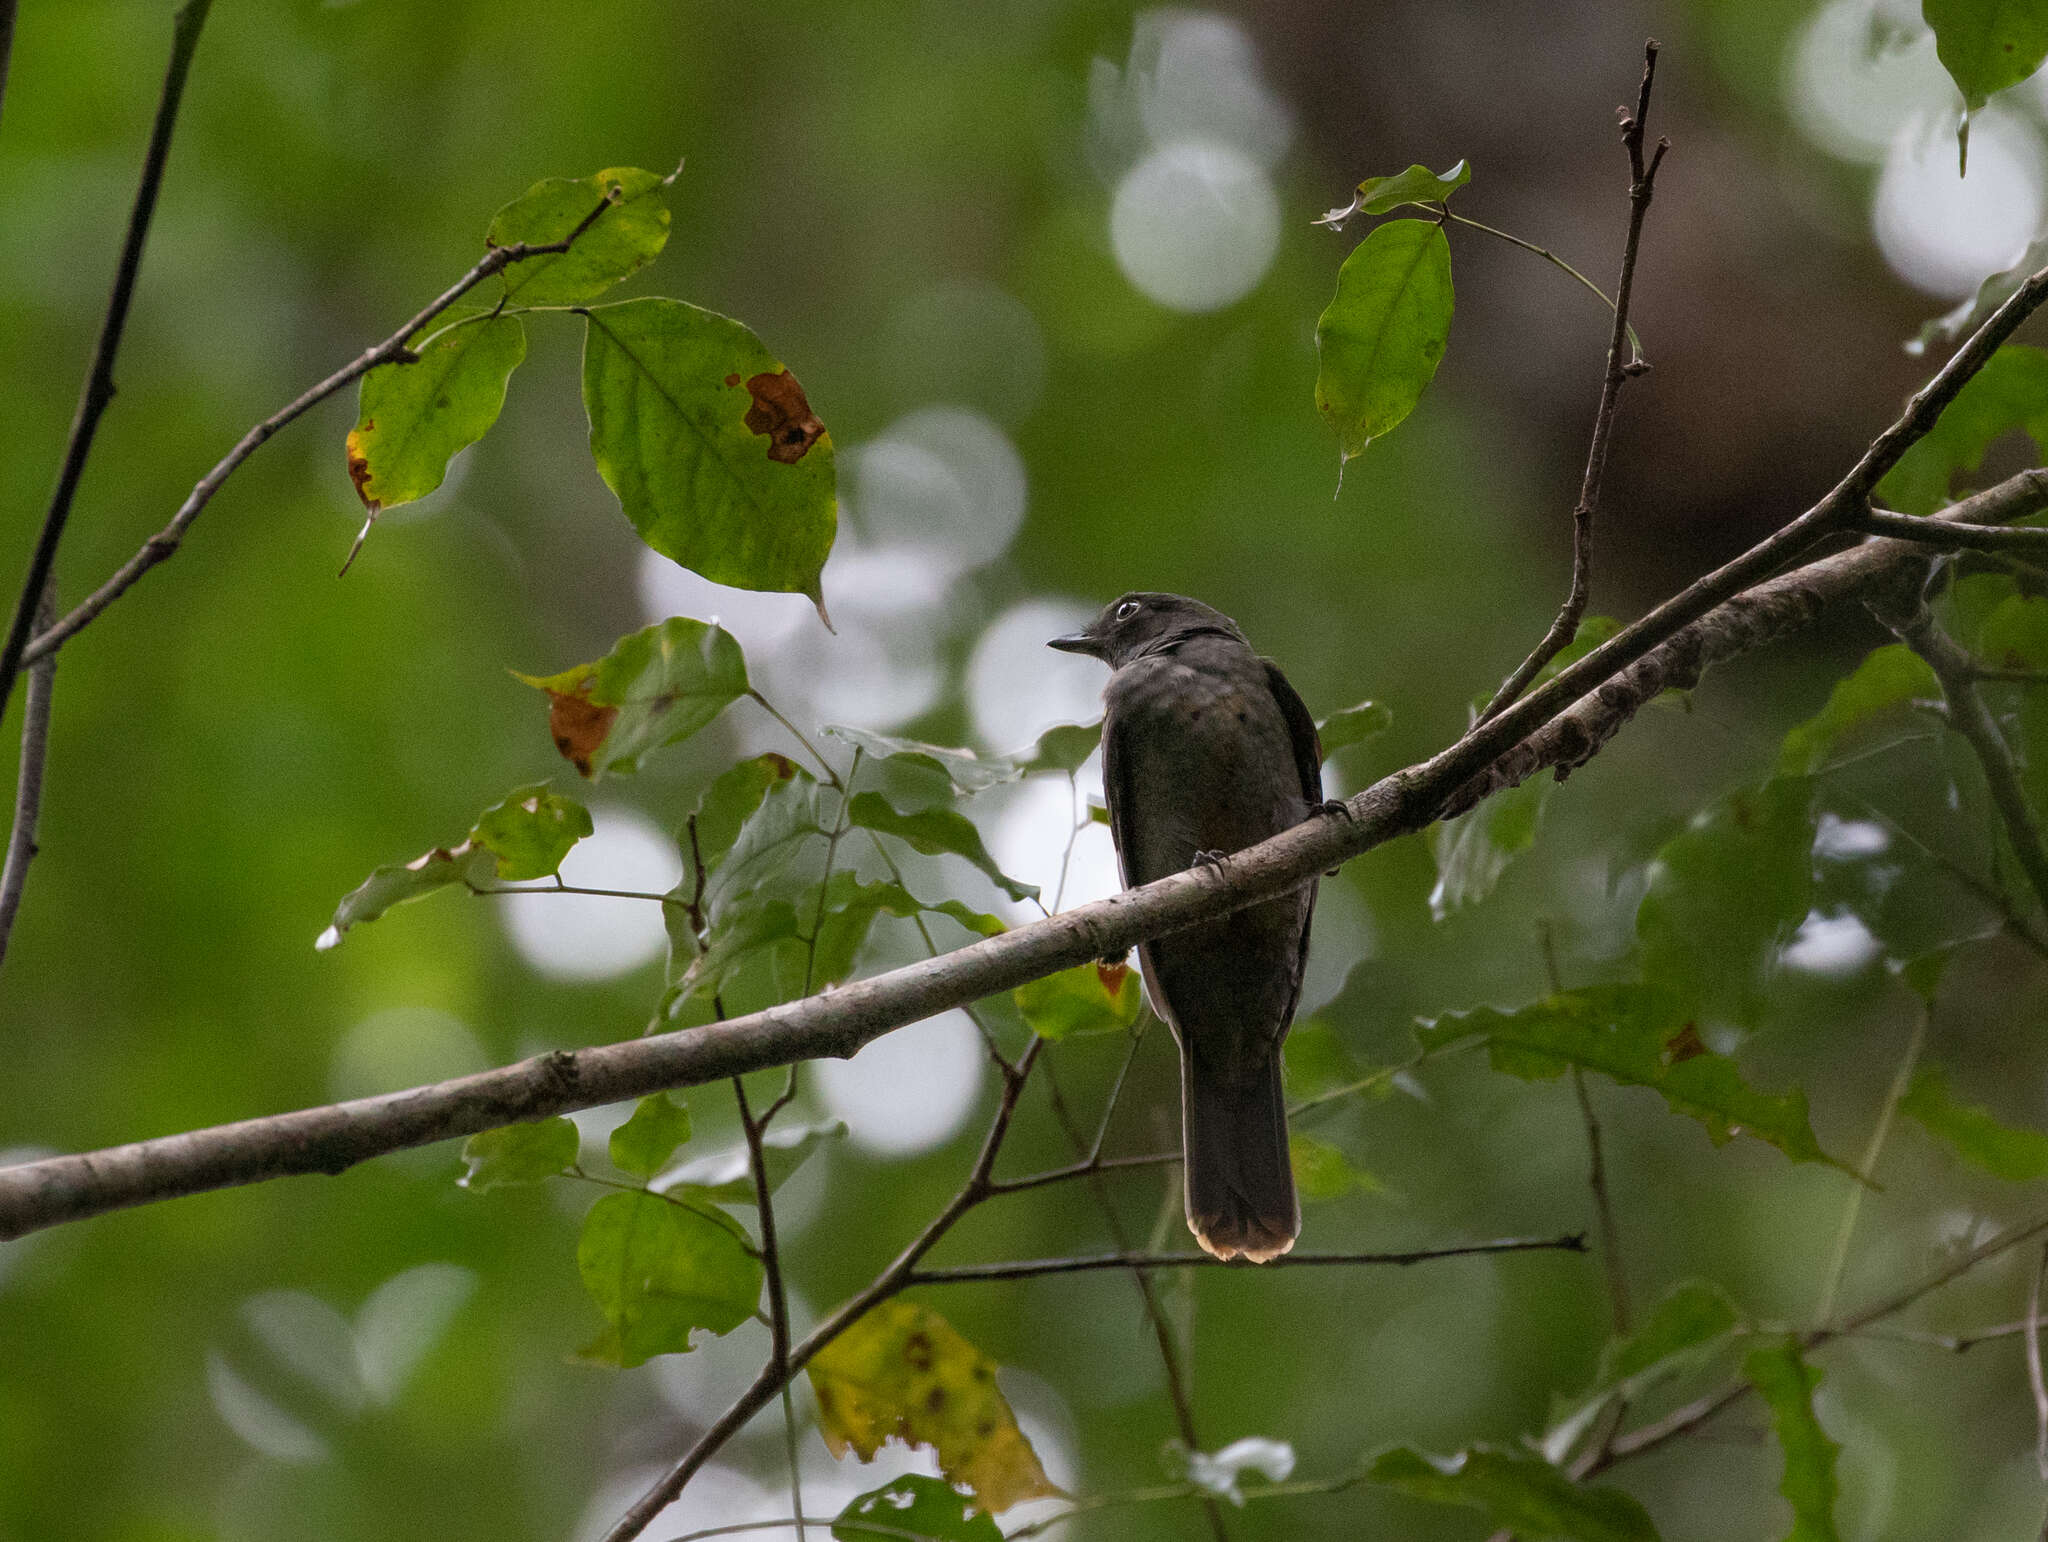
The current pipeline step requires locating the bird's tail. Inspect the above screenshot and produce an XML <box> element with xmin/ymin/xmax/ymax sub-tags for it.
<box><xmin>1181</xmin><ymin>1049</ymin><xmax>1298</xmax><ymax>1263</ymax></box>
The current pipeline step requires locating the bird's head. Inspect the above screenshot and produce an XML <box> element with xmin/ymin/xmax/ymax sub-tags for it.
<box><xmin>1048</xmin><ymin>592</ymin><xmax>1244</xmax><ymax>669</ymax></box>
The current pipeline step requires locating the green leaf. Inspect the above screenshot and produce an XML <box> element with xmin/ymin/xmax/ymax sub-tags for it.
<box><xmin>1015</xmin><ymin>719</ymin><xmax>1104</xmax><ymax>776</ymax></box>
<box><xmin>1416</xmin><ymin>984</ymin><xmax>1850</xmax><ymax>1172</ymax></box>
<box><xmin>1289</xmin><ymin>1132</ymin><xmax>1383</xmax><ymax>1201</ymax></box>
<box><xmin>1542</xmin><ymin>1280</ymin><xmax>1742</xmax><ymax>1462</ymax></box>
<box><xmin>1744</xmin><ymin>1338</ymin><xmax>1842</xmax><ymax>1542</ymax></box>
<box><xmin>576</xmin><ymin>1190</ymin><xmax>763</xmax><ymax>1368</ymax></box>
<box><xmin>684</xmin><ymin>753</ymin><xmax>803</xmax><ymax>883</ymax></box>
<box><xmin>1429</xmin><ymin>775</ymin><xmax>1548</xmax><ymax>919</ymax></box>
<box><xmin>1876</xmin><ymin>345</ymin><xmax>2048</xmax><ymax>513</ymax></box>
<box><xmin>666</xmin><ymin>1118</ymin><xmax>848</xmax><ymax>1206</ymax></box>
<box><xmin>609</xmin><ymin>1094</ymin><xmax>693</xmax><ymax>1180</ymax></box>
<box><xmin>1367</xmin><ymin>1445</ymin><xmax>1658</xmax><ymax>1542</ymax></box>
<box><xmin>472</xmin><ymin>783</ymin><xmax>594</xmax><ymax>881</ymax></box>
<box><xmin>846</xmin><ymin>791</ymin><xmax>1039</xmax><ymax>902</ymax></box>
<box><xmin>1316</xmin><ymin>699</ymin><xmax>1392</xmax><ymax>760</ymax></box>
<box><xmin>318</xmin><ymin>840</ymin><xmax>495</xmax><ymax>949</ymax></box>
<box><xmin>833</xmin><ymin>1476</ymin><xmax>1001</xmax><ymax>1542</ymax></box>
<box><xmin>1637</xmin><ymin>777</ymin><xmax>1816</xmax><ymax>1027</ymax></box>
<box><xmin>1014</xmin><ymin>960</ymin><xmax>1143</xmax><ymax>1039</ymax></box>
<box><xmin>1924</xmin><ymin>0</ymin><xmax>2048</xmax><ymax>173</ymax></box>
<box><xmin>346</xmin><ymin>312</ymin><xmax>525</xmax><ymax>512</ymax></box>
<box><xmin>706</xmin><ymin>769</ymin><xmax>838</xmax><ymax>914</ymax></box>
<box><xmin>582</xmin><ymin>297</ymin><xmax>837</xmax><ymax>610</ymax></box>
<box><xmin>1282</xmin><ymin>1019</ymin><xmax>1372</xmax><ymax>1101</ymax></box>
<box><xmin>459</xmin><ymin>1117</ymin><xmax>580</xmax><ymax>1190</ymax></box>
<box><xmin>487</xmin><ymin>166</ymin><xmax>672</xmax><ymax>306</ymax></box>
<box><xmin>1977</xmin><ymin>593</ymin><xmax>2048</xmax><ymax>812</ymax></box>
<box><xmin>825</xmin><ymin>724</ymin><xmax>1024</xmax><ymax>794</ymax></box>
<box><xmin>1902</xmin><ymin>1063</ymin><xmax>2048</xmax><ymax>1179</ymax></box>
<box><xmin>1315</xmin><ymin>218</ymin><xmax>1454</xmax><ymax>461</ymax></box>
<box><xmin>1778</xmin><ymin>645</ymin><xmax>1939</xmax><ymax>777</ymax></box>
<box><xmin>1316</xmin><ymin>160</ymin><xmax>1472</xmax><ymax>229</ymax></box>
<box><xmin>516</xmin><ymin>617</ymin><xmax>749</xmax><ymax>779</ymax></box>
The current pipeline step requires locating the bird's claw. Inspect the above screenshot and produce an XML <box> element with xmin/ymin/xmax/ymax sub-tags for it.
<box><xmin>1315</xmin><ymin>798</ymin><xmax>1355</xmax><ymax>821</ymax></box>
<box><xmin>1192</xmin><ymin>849</ymin><xmax>1230</xmax><ymax>872</ymax></box>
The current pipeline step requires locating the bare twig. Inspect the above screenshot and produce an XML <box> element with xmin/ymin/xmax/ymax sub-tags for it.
<box><xmin>1862</xmin><ymin>509</ymin><xmax>2048</xmax><ymax>553</ymax></box>
<box><xmin>1977</xmin><ymin>668</ymin><xmax>2048</xmax><ymax>686</ymax></box>
<box><xmin>1572</xmin><ymin>1069</ymin><xmax>1630</xmax><ymax>1334</ymax></box>
<box><xmin>11</xmin><ymin>462</ymin><xmax>2048</xmax><ymax>1243</ymax></box>
<box><xmin>1441</xmin><ymin>212</ymin><xmax>1643</xmax><ymax>365</ymax></box>
<box><xmin>599</xmin><ymin>1041</ymin><xmax>1045</xmax><ymax>1542</ymax></box>
<box><xmin>0</xmin><ymin>0</ymin><xmax>211</xmax><ymax>722</ymax></box>
<box><xmin>731</xmin><ymin>1076</ymin><xmax>804</xmax><ymax>1541</ymax></box>
<box><xmin>21</xmin><ymin>187</ymin><xmax>621</xmax><ymax>672</ymax></box>
<box><xmin>902</xmin><ymin>1235</ymin><xmax>1587</xmax><ymax>1284</ymax></box>
<box><xmin>1892</xmin><ymin>606</ymin><xmax>2048</xmax><ymax>917</ymax></box>
<box><xmin>2030</xmin><ymin>1241</ymin><xmax>2048</xmax><ymax>1481</ymax></box>
<box><xmin>1479</xmin><ymin>40</ymin><xmax>1668</xmax><ymax>722</ymax></box>
<box><xmin>0</xmin><ymin>582</ymin><xmax>56</xmax><ymax>973</ymax></box>
<box><xmin>1815</xmin><ymin>1002</ymin><xmax>1930</xmax><ymax>1326</ymax></box>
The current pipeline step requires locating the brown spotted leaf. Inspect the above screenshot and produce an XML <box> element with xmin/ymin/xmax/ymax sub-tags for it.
<box><xmin>808</xmin><ymin>1299</ymin><xmax>1060</xmax><ymax>1514</ymax></box>
<box><xmin>581</xmin><ymin>298</ymin><xmax>837</xmax><ymax>616</ymax></box>
<box><xmin>347</xmin><ymin>311</ymin><xmax>526</xmax><ymax>512</ymax></box>
<box><xmin>515</xmin><ymin>618</ymin><xmax>749</xmax><ymax>779</ymax></box>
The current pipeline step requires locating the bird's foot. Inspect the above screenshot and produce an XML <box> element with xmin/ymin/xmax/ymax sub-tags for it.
<box><xmin>1191</xmin><ymin>849</ymin><xmax>1230</xmax><ymax>872</ymax></box>
<box><xmin>1314</xmin><ymin>798</ymin><xmax>1355</xmax><ymax>821</ymax></box>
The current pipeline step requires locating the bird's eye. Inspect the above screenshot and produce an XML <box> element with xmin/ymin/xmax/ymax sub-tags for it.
<box><xmin>1114</xmin><ymin>600</ymin><xmax>1141</xmax><ymax>621</ymax></box>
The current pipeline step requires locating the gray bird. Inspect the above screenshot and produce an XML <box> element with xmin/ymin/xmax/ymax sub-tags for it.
<box><xmin>1050</xmin><ymin>593</ymin><xmax>1323</xmax><ymax>1262</ymax></box>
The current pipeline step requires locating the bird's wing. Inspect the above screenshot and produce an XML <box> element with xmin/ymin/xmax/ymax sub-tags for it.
<box><xmin>1261</xmin><ymin>658</ymin><xmax>1325</xmax><ymax>806</ymax></box>
<box><xmin>1100</xmin><ymin>696</ymin><xmax>1139</xmax><ymax>892</ymax></box>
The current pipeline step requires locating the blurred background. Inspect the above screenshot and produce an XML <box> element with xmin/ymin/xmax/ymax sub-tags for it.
<box><xmin>2</xmin><ymin>0</ymin><xmax>2047</xmax><ymax>1537</ymax></box>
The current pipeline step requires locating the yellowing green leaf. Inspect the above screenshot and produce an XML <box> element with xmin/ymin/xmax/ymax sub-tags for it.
<box><xmin>472</xmin><ymin>783</ymin><xmax>594</xmax><ymax>881</ymax></box>
<box><xmin>833</xmin><ymin>1475</ymin><xmax>1001</xmax><ymax>1542</ymax></box>
<box><xmin>517</xmin><ymin>617</ymin><xmax>749</xmax><ymax>779</ymax></box>
<box><xmin>582</xmin><ymin>297</ymin><xmax>837</xmax><ymax>610</ymax></box>
<box><xmin>808</xmin><ymin>1299</ymin><xmax>1060</xmax><ymax>1514</ymax></box>
<box><xmin>576</xmin><ymin>1191</ymin><xmax>762</xmax><ymax>1367</ymax></box>
<box><xmin>488</xmin><ymin>166</ymin><xmax>672</xmax><ymax>305</ymax></box>
<box><xmin>1745</xmin><ymin>1338</ymin><xmax>1842</xmax><ymax>1542</ymax></box>
<box><xmin>347</xmin><ymin>312</ymin><xmax>524</xmax><ymax>514</ymax></box>
<box><xmin>1315</xmin><ymin>219</ymin><xmax>1454</xmax><ymax>461</ymax></box>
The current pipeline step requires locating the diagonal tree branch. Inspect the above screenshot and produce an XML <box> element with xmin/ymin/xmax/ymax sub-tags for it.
<box><xmin>1859</xmin><ymin>508</ymin><xmax>2048</xmax><ymax>553</ymax></box>
<box><xmin>0</xmin><ymin>0</ymin><xmax>212</xmax><ymax>723</ymax></box>
<box><xmin>0</xmin><ymin>581</ymin><xmax>56</xmax><ymax>973</ymax></box>
<box><xmin>1479</xmin><ymin>39</ymin><xmax>1667</xmax><ymax>722</ymax></box>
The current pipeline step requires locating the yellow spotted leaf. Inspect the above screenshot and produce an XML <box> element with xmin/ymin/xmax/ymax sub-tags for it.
<box><xmin>807</xmin><ymin>1299</ymin><xmax>1060</xmax><ymax>1514</ymax></box>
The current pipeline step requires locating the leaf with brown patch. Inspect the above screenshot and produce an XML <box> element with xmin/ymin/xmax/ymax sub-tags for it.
<box><xmin>515</xmin><ymin>617</ymin><xmax>749</xmax><ymax>779</ymax></box>
<box><xmin>808</xmin><ymin>1299</ymin><xmax>1060</xmax><ymax>1514</ymax></box>
<box><xmin>1662</xmin><ymin>1022</ymin><xmax>1707</xmax><ymax>1066</ymax></box>
<box><xmin>743</xmin><ymin>369</ymin><xmax>825</xmax><ymax>464</ymax></box>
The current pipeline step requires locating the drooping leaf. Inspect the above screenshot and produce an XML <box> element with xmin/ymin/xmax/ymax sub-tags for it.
<box><xmin>832</xmin><ymin>1475</ymin><xmax>1001</xmax><ymax>1542</ymax></box>
<box><xmin>458</xmin><ymin>1118</ymin><xmax>580</xmax><ymax>1191</ymax></box>
<box><xmin>1430</xmin><ymin>775</ymin><xmax>1549</xmax><ymax>919</ymax></box>
<box><xmin>1908</xmin><ymin>236</ymin><xmax>2048</xmax><ymax>358</ymax></box>
<box><xmin>1902</xmin><ymin>1064</ymin><xmax>2048</xmax><ymax>1180</ymax></box>
<box><xmin>1289</xmin><ymin>1132</ymin><xmax>1383</xmax><ymax>1201</ymax></box>
<box><xmin>1014</xmin><ymin>720</ymin><xmax>1104</xmax><ymax>777</ymax></box>
<box><xmin>1637</xmin><ymin>777</ymin><xmax>1816</xmax><ymax>1027</ymax></box>
<box><xmin>1778</xmin><ymin>645</ymin><xmax>1939</xmax><ymax>777</ymax></box>
<box><xmin>1542</xmin><ymin>1280</ymin><xmax>1742</xmax><ymax>1462</ymax></box>
<box><xmin>1316</xmin><ymin>160</ymin><xmax>1472</xmax><ymax>229</ymax></box>
<box><xmin>318</xmin><ymin>841</ymin><xmax>496</xmax><ymax>949</ymax></box>
<box><xmin>684</xmin><ymin>753</ymin><xmax>802</xmax><ymax>886</ymax></box>
<box><xmin>346</xmin><ymin>312</ymin><xmax>525</xmax><ymax>513</ymax></box>
<box><xmin>1924</xmin><ymin>0</ymin><xmax>2048</xmax><ymax>173</ymax></box>
<box><xmin>1174</xmin><ymin>1437</ymin><xmax>1298</xmax><ymax>1506</ymax></box>
<box><xmin>1744</xmin><ymin>1338</ymin><xmax>1842</xmax><ymax>1542</ymax></box>
<box><xmin>807</xmin><ymin>1298</ymin><xmax>1060</xmax><ymax>1514</ymax></box>
<box><xmin>662</xmin><ymin>1118</ymin><xmax>849</xmax><ymax>1206</ymax></box>
<box><xmin>575</xmin><ymin>1190</ymin><xmax>762</xmax><ymax>1368</ymax></box>
<box><xmin>609</xmin><ymin>1094</ymin><xmax>693</xmax><ymax>1180</ymax></box>
<box><xmin>846</xmin><ymin>791</ymin><xmax>1038</xmax><ymax>902</ymax></box>
<box><xmin>1014</xmin><ymin>959</ymin><xmax>1143</xmax><ymax>1040</ymax></box>
<box><xmin>516</xmin><ymin>617</ymin><xmax>749</xmax><ymax>779</ymax></box>
<box><xmin>1315</xmin><ymin>218</ymin><xmax>1454</xmax><ymax>462</ymax></box>
<box><xmin>809</xmin><ymin>877</ymin><xmax>1006</xmax><ymax>986</ymax></box>
<box><xmin>1367</xmin><ymin>1445</ymin><xmax>1658</xmax><ymax>1542</ymax></box>
<box><xmin>826</xmin><ymin>724</ymin><xmax>1024</xmax><ymax>794</ymax></box>
<box><xmin>582</xmin><ymin>297</ymin><xmax>837</xmax><ymax>609</ymax></box>
<box><xmin>471</xmin><ymin>783</ymin><xmax>594</xmax><ymax>881</ymax></box>
<box><xmin>1875</xmin><ymin>345</ymin><xmax>2048</xmax><ymax>513</ymax></box>
<box><xmin>487</xmin><ymin>166</ymin><xmax>672</xmax><ymax>306</ymax></box>
<box><xmin>1416</xmin><ymin>984</ymin><xmax>1850</xmax><ymax>1172</ymax></box>
<box><xmin>1316</xmin><ymin>699</ymin><xmax>1392</xmax><ymax>760</ymax></box>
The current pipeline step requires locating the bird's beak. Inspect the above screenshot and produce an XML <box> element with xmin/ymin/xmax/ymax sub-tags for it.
<box><xmin>1047</xmin><ymin>632</ymin><xmax>1100</xmax><ymax>657</ymax></box>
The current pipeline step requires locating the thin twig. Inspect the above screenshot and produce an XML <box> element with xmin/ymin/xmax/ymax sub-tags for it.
<box><xmin>0</xmin><ymin>0</ymin><xmax>211</xmax><ymax>722</ymax></box>
<box><xmin>1862</xmin><ymin>510</ymin><xmax>2048</xmax><ymax>553</ymax></box>
<box><xmin>0</xmin><ymin>582</ymin><xmax>57</xmax><ymax>972</ymax></box>
<box><xmin>1845</xmin><ymin>795</ymin><xmax>2048</xmax><ymax>962</ymax></box>
<box><xmin>20</xmin><ymin>187</ymin><xmax>621</xmax><ymax>673</ymax></box>
<box><xmin>599</xmin><ymin>1041</ymin><xmax>1045</xmax><ymax>1542</ymax></box>
<box><xmin>731</xmin><ymin>1077</ymin><xmax>803</xmax><ymax>1540</ymax></box>
<box><xmin>1572</xmin><ymin>1070</ymin><xmax>1630</xmax><ymax>1334</ymax></box>
<box><xmin>2029</xmin><ymin>1241</ymin><xmax>2048</xmax><ymax>1482</ymax></box>
<box><xmin>1441</xmin><ymin>212</ymin><xmax>1643</xmax><ymax>366</ymax></box>
<box><xmin>1815</xmin><ymin>1002</ymin><xmax>1929</xmax><ymax>1326</ymax></box>
<box><xmin>1894</xmin><ymin>607</ymin><xmax>2048</xmax><ymax>917</ymax></box>
<box><xmin>1478</xmin><ymin>40</ymin><xmax>1668</xmax><ymax>722</ymax></box>
<box><xmin>1977</xmin><ymin>668</ymin><xmax>2048</xmax><ymax>686</ymax></box>
<box><xmin>902</xmin><ymin>1235</ymin><xmax>1587</xmax><ymax>1284</ymax></box>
